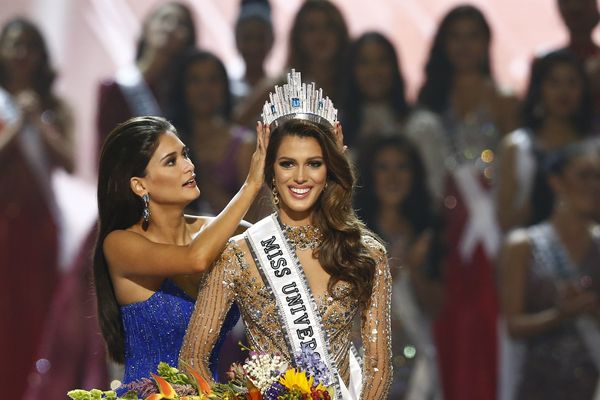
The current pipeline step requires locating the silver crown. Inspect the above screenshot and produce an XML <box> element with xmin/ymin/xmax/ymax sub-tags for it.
<box><xmin>261</xmin><ymin>69</ymin><xmax>338</xmax><ymax>129</ymax></box>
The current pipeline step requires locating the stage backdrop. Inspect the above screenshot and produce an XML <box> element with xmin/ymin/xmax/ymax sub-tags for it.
<box><xmin>0</xmin><ymin>0</ymin><xmax>595</xmax><ymax>180</ymax></box>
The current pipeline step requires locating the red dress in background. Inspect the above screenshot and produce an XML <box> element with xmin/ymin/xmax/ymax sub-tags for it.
<box><xmin>0</xmin><ymin>147</ymin><xmax>58</xmax><ymax>399</ymax></box>
<box><xmin>434</xmin><ymin>174</ymin><xmax>499</xmax><ymax>400</ymax></box>
<box><xmin>433</xmin><ymin>108</ymin><xmax>503</xmax><ymax>400</ymax></box>
<box><xmin>23</xmin><ymin>230</ymin><xmax>108</xmax><ymax>399</ymax></box>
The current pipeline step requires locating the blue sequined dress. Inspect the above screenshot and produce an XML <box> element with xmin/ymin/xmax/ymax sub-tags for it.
<box><xmin>118</xmin><ymin>278</ymin><xmax>239</xmax><ymax>387</ymax></box>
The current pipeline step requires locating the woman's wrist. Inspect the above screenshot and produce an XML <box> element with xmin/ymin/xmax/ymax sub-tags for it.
<box><xmin>242</xmin><ymin>179</ymin><xmax>263</xmax><ymax>194</ymax></box>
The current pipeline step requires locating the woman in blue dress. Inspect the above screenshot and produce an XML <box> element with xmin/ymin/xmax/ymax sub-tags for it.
<box><xmin>93</xmin><ymin>116</ymin><xmax>269</xmax><ymax>388</ymax></box>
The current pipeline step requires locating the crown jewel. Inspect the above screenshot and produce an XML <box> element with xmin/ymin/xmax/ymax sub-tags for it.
<box><xmin>261</xmin><ymin>69</ymin><xmax>338</xmax><ymax>129</ymax></box>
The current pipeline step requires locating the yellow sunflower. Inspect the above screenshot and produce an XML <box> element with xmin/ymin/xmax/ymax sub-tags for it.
<box><xmin>279</xmin><ymin>369</ymin><xmax>314</xmax><ymax>394</ymax></box>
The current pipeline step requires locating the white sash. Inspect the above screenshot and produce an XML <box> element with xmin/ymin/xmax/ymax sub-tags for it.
<box><xmin>245</xmin><ymin>214</ymin><xmax>362</xmax><ymax>399</ymax></box>
<box><xmin>511</xmin><ymin>129</ymin><xmax>536</xmax><ymax>209</ymax></box>
<box><xmin>115</xmin><ymin>65</ymin><xmax>162</xmax><ymax>117</ymax></box>
<box><xmin>453</xmin><ymin>164</ymin><xmax>501</xmax><ymax>261</ymax></box>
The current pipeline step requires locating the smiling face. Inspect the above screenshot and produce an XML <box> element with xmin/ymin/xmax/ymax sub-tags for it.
<box><xmin>372</xmin><ymin>146</ymin><xmax>412</xmax><ymax>208</ymax></box>
<box><xmin>298</xmin><ymin>9</ymin><xmax>340</xmax><ymax>64</ymax></box>
<box><xmin>0</xmin><ymin>23</ymin><xmax>43</xmax><ymax>82</ymax></box>
<box><xmin>236</xmin><ymin>18</ymin><xmax>273</xmax><ymax>69</ymax></box>
<box><xmin>144</xmin><ymin>3</ymin><xmax>193</xmax><ymax>56</ymax></box>
<box><xmin>184</xmin><ymin>58</ymin><xmax>226</xmax><ymax>118</ymax></box>
<box><xmin>132</xmin><ymin>131</ymin><xmax>199</xmax><ymax>207</ymax></box>
<box><xmin>354</xmin><ymin>39</ymin><xmax>395</xmax><ymax>102</ymax></box>
<box><xmin>541</xmin><ymin>62</ymin><xmax>583</xmax><ymax>120</ymax></box>
<box><xmin>444</xmin><ymin>16</ymin><xmax>489</xmax><ymax>73</ymax></box>
<box><xmin>273</xmin><ymin>135</ymin><xmax>327</xmax><ymax>224</ymax></box>
<box><xmin>551</xmin><ymin>153</ymin><xmax>600</xmax><ymax>219</ymax></box>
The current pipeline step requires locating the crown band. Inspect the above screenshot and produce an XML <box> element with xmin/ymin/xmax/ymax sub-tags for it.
<box><xmin>268</xmin><ymin>113</ymin><xmax>334</xmax><ymax>129</ymax></box>
<box><xmin>261</xmin><ymin>69</ymin><xmax>338</xmax><ymax>129</ymax></box>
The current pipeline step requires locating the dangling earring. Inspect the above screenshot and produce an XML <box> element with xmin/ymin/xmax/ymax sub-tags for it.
<box><xmin>142</xmin><ymin>193</ymin><xmax>151</xmax><ymax>230</ymax></box>
<box><xmin>272</xmin><ymin>179</ymin><xmax>280</xmax><ymax>206</ymax></box>
<box><xmin>323</xmin><ymin>181</ymin><xmax>328</xmax><ymax>192</ymax></box>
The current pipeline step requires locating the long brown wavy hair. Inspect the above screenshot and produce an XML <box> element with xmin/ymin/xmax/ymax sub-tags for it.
<box><xmin>265</xmin><ymin>119</ymin><xmax>379</xmax><ymax>310</ymax></box>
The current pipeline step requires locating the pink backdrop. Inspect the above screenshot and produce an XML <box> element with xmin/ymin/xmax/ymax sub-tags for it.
<box><xmin>1</xmin><ymin>0</ymin><xmax>596</xmax><ymax>180</ymax></box>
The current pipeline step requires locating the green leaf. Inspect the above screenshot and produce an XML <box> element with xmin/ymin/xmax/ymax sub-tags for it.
<box><xmin>66</xmin><ymin>390</ymin><xmax>92</xmax><ymax>400</ymax></box>
<box><xmin>104</xmin><ymin>391</ymin><xmax>117</xmax><ymax>400</ymax></box>
<box><xmin>156</xmin><ymin>362</ymin><xmax>190</xmax><ymax>385</ymax></box>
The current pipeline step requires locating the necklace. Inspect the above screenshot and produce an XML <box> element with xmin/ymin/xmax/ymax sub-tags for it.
<box><xmin>281</xmin><ymin>222</ymin><xmax>323</xmax><ymax>250</ymax></box>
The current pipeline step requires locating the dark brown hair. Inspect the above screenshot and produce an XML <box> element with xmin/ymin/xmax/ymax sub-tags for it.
<box><xmin>286</xmin><ymin>0</ymin><xmax>349</xmax><ymax>101</ymax></box>
<box><xmin>94</xmin><ymin>116</ymin><xmax>176</xmax><ymax>362</ymax></box>
<box><xmin>135</xmin><ymin>1</ymin><xmax>197</xmax><ymax>61</ymax></box>
<box><xmin>417</xmin><ymin>4</ymin><xmax>492</xmax><ymax>113</ymax></box>
<box><xmin>265</xmin><ymin>119</ymin><xmax>380</xmax><ymax>310</ymax></box>
<box><xmin>0</xmin><ymin>17</ymin><xmax>57</xmax><ymax>107</ymax></box>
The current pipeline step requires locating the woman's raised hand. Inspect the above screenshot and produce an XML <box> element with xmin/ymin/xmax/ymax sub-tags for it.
<box><xmin>246</xmin><ymin>121</ymin><xmax>271</xmax><ymax>189</ymax></box>
<box><xmin>334</xmin><ymin>122</ymin><xmax>347</xmax><ymax>153</ymax></box>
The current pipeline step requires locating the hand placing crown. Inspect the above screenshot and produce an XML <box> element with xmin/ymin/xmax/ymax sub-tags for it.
<box><xmin>261</xmin><ymin>69</ymin><xmax>338</xmax><ymax>129</ymax></box>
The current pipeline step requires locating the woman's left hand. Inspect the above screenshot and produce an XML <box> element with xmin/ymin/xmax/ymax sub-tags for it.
<box><xmin>334</xmin><ymin>122</ymin><xmax>347</xmax><ymax>153</ymax></box>
<box><xmin>245</xmin><ymin>121</ymin><xmax>271</xmax><ymax>190</ymax></box>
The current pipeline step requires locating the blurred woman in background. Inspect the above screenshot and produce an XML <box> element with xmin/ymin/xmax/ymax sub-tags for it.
<box><xmin>497</xmin><ymin>50</ymin><xmax>593</xmax><ymax>232</ymax></box>
<box><xmin>0</xmin><ymin>17</ymin><xmax>74</xmax><ymax>399</ymax></box>
<box><xmin>96</xmin><ymin>1</ymin><xmax>196</xmax><ymax>158</ymax></box>
<box><xmin>168</xmin><ymin>50</ymin><xmax>258</xmax><ymax>217</ymax></box>
<box><xmin>356</xmin><ymin>135</ymin><xmax>443</xmax><ymax>400</ymax></box>
<box><xmin>231</xmin><ymin>0</ymin><xmax>274</xmax><ymax>107</ymax></box>
<box><xmin>499</xmin><ymin>142</ymin><xmax>600</xmax><ymax>399</ymax></box>
<box><xmin>417</xmin><ymin>5</ymin><xmax>519</xmax><ymax>399</ymax></box>
<box><xmin>341</xmin><ymin>31</ymin><xmax>447</xmax><ymax>199</ymax></box>
<box><xmin>234</xmin><ymin>0</ymin><xmax>349</xmax><ymax>128</ymax></box>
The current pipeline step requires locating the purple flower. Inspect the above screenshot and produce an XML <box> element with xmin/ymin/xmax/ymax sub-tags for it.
<box><xmin>264</xmin><ymin>382</ymin><xmax>286</xmax><ymax>400</ymax></box>
<box><xmin>293</xmin><ymin>347</ymin><xmax>333</xmax><ymax>386</ymax></box>
<box><xmin>121</xmin><ymin>378</ymin><xmax>157</xmax><ymax>398</ymax></box>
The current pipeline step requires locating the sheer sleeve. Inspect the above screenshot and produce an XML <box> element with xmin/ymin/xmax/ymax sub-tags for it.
<box><xmin>179</xmin><ymin>241</ymin><xmax>239</xmax><ymax>382</ymax></box>
<box><xmin>360</xmin><ymin>236</ymin><xmax>393</xmax><ymax>399</ymax></box>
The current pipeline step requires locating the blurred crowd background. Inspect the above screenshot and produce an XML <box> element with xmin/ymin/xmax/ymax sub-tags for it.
<box><xmin>1</xmin><ymin>0</ymin><xmax>600</xmax><ymax>399</ymax></box>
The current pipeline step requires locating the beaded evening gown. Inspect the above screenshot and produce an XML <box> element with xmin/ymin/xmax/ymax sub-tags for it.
<box><xmin>515</xmin><ymin>223</ymin><xmax>600</xmax><ymax>399</ymax></box>
<box><xmin>118</xmin><ymin>278</ymin><xmax>239</xmax><ymax>387</ymax></box>
<box><xmin>180</xmin><ymin>219</ymin><xmax>393</xmax><ymax>399</ymax></box>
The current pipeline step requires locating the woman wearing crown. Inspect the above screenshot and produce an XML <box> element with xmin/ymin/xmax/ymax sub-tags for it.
<box><xmin>180</xmin><ymin>71</ymin><xmax>392</xmax><ymax>399</ymax></box>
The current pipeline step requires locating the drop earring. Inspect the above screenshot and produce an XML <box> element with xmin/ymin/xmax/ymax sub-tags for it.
<box><xmin>272</xmin><ymin>179</ymin><xmax>280</xmax><ymax>206</ymax></box>
<box><xmin>142</xmin><ymin>193</ymin><xmax>151</xmax><ymax>230</ymax></box>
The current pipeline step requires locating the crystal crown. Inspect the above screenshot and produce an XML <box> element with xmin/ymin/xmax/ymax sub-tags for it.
<box><xmin>261</xmin><ymin>69</ymin><xmax>338</xmax><ymax>129</ymax></box>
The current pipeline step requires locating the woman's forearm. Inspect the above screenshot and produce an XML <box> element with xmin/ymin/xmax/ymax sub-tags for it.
<box><xmin>188</xmin><ymin>182</ymin><xmax>261</xmax><ymax>270</ymax></box>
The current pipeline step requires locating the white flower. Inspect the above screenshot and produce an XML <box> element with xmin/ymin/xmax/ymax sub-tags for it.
<box><xmin>242</xmin><ymin>353</ymin><xmax>289</xmax><ymax>393</ymax></box>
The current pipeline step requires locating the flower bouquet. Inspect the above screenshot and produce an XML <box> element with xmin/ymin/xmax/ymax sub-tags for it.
<box><xmin>67</xmin><ymin>347</ymin><xmax>334</xmax><ymax>400</ymax></box>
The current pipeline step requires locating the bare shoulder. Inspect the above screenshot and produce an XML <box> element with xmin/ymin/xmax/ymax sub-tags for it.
<box><xmin>503</xmin><ymin>228</ymin><xmax>532</xmax><ymax>257</ymax></box>
<box><xmin>103</xmin><ymin>229</ymin><xmax>146</xmax><ymax>252</ymax></box>
<box><xmin>499</xmin><ymin>129</ymin><xmax>524</xmax><ymax>154</ymax></box>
